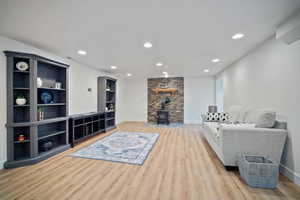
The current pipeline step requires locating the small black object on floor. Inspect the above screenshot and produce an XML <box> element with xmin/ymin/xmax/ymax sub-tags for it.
<box><xmin>225</xmin><ymin>166</ymin><xmax>239</xmax><ymax>171</ymax></box>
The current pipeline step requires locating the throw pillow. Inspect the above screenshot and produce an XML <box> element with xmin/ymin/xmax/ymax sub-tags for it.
<box><xmin>244</xmin><ymin>109</ymin><xmax>276</xmax><ymax>128</ymax></box>
<box><xmin>227</xmin><ymin>105</ymin><xmax>243</xmax><ymax>123</ymax></box>
<box><xmin>255</xmin><ymin>111</ymin><xmax>276</xmax><ymax>128</ymax></box>
<box><xmin>206</xmin><ymin>113</ymin><xmax>217</xmax><ymax>121</ymax></box>
<box><xmin>219</xmin><ymin>112</ymin><xmax>230</xmax><ymax>122</ymax></box>
<box><xmin>203</xmin><ymin>112</ymin><xmax>229</xmax><ymax>122</ymax></box>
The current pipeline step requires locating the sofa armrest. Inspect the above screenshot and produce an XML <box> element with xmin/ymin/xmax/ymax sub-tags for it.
<box><xmin>222</xmin><ymin>127</ymin><xmax>287</xmax><ymax>136</ymax></box>
<box><xmin>220</xmin><ymin>127</ymin><xmax>287</xmax><ymax>165</ymax></box>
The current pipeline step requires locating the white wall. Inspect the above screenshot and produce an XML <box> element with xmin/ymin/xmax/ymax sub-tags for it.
<box><xmin>217</xmin><ymin>37</ymin><xmax>300</xmax><ymax>185</ymax></box>
<box><xmin>118</xmin><ymin>78</ymin><xmax>148</xmax><ymax>122</ymax></box>
<box><xmin>119</xmin><ymin>77</ymin><xmax>215</xmax><ymax>124</ymax></box>
<box><xmin>184</xmin><ymin>77</ymin><xmax>215</xmax><ymax>124</ymax></box>
<box><xmin>0</xmin><ymin>42</ymin><xmax>7</xmax><ymax>169</ymax></box>
<box><xmin>215</xmin><ymin>77</ymin><xmax>224</xmax><ymax>112</ymax></box>
<box><xmin>0</xmin><ymin>36</ymin><xmax>118</xmax><ymax>168</ymax></box>
<box><xmin>69</xmin><ymin>63</ymin><xmax>103</xmax><ymax>115</ymax></box>
<box><xmin>115</xmin><ymin>78</ymin><xmax>126</xmax><ymax>124</ymax></box>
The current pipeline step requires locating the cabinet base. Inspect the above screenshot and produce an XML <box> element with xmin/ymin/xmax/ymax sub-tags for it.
<box><xmin>106</xmin><ymin>126</ymin><xmax>116</xmax><ymax>131</ymax></box>
<box><xmin>4</xmin><ymin>144</ymin><xmax>70</xmax><ymax>169</ymax></box>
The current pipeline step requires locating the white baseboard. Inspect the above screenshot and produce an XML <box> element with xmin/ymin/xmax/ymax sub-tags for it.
<box><xmin>0</xmin><ymin>160</ymin><xmax>5</xmax><ymax>170</ymax></box>
<box><xmin>280</xmin><ymin>164</ymin><xmax>300</xmax><ymax>186</ymax></box>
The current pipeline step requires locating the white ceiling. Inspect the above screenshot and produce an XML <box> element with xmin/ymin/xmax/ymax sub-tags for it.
<box><xmin>0</xmin><ymin>0</ymin><xmax>300</xmax><ymax>78</ymax></box>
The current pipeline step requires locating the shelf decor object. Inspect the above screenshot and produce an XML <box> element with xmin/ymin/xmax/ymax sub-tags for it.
<box><xmin>15</xmin><ymin>95</ymin><xmax>26</xmax><ymax>105</ymax></box>
<box><xmin>16</xmin><ymin>61</ymin><xmax>29</xmax><ymax>71</ymax></box>
<box><xmin>55</xmin><ymin>82</ymin><xmax>62</xmax><ymax>89</ymax></box>
<box><xmin>17</xmin><ymin>134</ymin><xmax>26</xmax><ymax>141</ymax></box>
<box><xmin>37</xmin><ymin>77</ymin><xmax>43</xmax><ymax>87</ymax></box>
<box><xmin>98</xmin><ymin>76</ymin><xmax>117</xmax><ymax>131</ymax></box>
<box><xmin>4</xmin><ymin>51</ymin><xmax>70</xmax><ymax>169</ymax></box>
<box><xmin>40</xmin><ymin>91</ymin><xmax>53</xmax><ymax>104</ymax></box>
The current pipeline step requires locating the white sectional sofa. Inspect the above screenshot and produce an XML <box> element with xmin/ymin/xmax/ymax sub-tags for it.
<box><xmin>202</xmin><ymin>106</ymin><xmax>287</xmax><ymax>167</ymax></box>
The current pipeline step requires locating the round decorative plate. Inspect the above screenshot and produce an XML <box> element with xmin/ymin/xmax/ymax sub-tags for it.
<box><xmin>16</xmin><ymin>61</ymin><xmax>29</xmax><ymax>71</ymax></box>
<box><xmin>41</xmin><ymin>91</ymin><xmax>53</xmax><ymax>104</ymax></box>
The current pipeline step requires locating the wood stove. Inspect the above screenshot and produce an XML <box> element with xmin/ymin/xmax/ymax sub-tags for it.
<box><xmin>157</xmin><ymin>110</ymin><xmax>169</xmax><ymax>125</ymax></box>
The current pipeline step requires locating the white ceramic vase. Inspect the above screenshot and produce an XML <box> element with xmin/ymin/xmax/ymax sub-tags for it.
<box><xmin>16</xmin><ymin>61</ymin><xmax>29</xmax><ymax>71</ymax></box>
<box><xmin>16</xmin><ymin>98</ymin><xmax>26</xmax><ymax>105</ymax></box>
<box><xmin>37</xmin><ymin>77</ymin><xmax>43</xmax><ymax>88</ymax></box>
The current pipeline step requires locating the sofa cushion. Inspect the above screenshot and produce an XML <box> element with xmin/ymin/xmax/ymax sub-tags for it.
<box><xmin>237</xmin><ymin>107</ymin><xmax>249</xmax><ymax>123</ymax></box>
<box><xmin>244</xmin><ymin>110</ymin><xmax>276</xmax><ymax>128</ymax></box>
<box><xmin>221</xmin><ymin>123</ymin><xmax>256</xmax><ymax>129</ymax></box>
<box><xmin>228</xmin><ymin>105</ymin><xmax>243</xmax><ymax>122</ymax></box>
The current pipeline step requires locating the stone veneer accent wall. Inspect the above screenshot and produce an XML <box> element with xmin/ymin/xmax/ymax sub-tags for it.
<box><xmin>148</xmin><ymin>77</ymin><xmax>184</xmax><ymax>123</ymax></box>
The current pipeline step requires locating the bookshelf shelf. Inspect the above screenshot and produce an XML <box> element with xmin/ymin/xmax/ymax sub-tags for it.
<box><xmin>14</xmin><ymin>70</ymin><xmax>29</xmax><ymax>74</ymax></box>
<box><xmin>14</xmin><ymin>140</ymin><xmax>30</xmax><ymax>144</ymax></box>
<box><xmin>38</xmin><ymin>87</ymin><xmax>66</xmax><ymax>91</ymax></box>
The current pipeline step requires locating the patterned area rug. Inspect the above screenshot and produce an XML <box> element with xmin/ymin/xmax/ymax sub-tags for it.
<box><xmin>70</xmin><ymin>131</ymin><xmax>159</xmax><ymax>165</ymax></box>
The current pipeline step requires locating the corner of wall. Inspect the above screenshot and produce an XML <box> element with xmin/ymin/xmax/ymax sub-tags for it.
<box><xmin>0</xmin><ymin>160</ymin><xmax>5</xmax><ymax>170</ymax></box>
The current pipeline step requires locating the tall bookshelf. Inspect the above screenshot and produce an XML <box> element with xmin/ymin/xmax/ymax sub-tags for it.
<box><xmin>97</xmin><ymin>77</ymin><xmax>116</xmax><ymax>131</ymax></box>
<box><xmin>4</xmin><ymin>51</ymin><xmax>70</xmax><ymax>169</ymax></box>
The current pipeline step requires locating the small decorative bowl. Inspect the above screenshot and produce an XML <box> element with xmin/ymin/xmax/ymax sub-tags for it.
<box><xmin>16</xmin><ymin>61</ymin><xmax>29</xmax><ymax>71</ymax></box>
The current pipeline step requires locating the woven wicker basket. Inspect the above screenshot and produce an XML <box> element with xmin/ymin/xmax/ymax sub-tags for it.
<box><xmin>237</xmin><ymin>154</ymin><xmax>279</xmax><ymax>189</ymax></box>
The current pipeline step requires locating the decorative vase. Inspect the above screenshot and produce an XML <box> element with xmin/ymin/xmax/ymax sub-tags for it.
<box><xmin>16</xmin><ymin>98</ymin><xmax>26</xmax><ymax>105</ymax></box>
<box><xmin>38</xmin><ymin>108</ymin><xmax>44</xmax><ymax>121</ymax></box>
<box><xmin>55</xmin><ymin>82</ymin><xmax>62</xmax><ymax>89</ymax></box>
<box><xmin>17</xmin><ymin>135</ymin><xmax>25</xmax><ymax>141</ymax></box>
<box><xmin>37</xmin><ymin>77</ymin><xmax>43</xmax><ymax>88</ymax></box>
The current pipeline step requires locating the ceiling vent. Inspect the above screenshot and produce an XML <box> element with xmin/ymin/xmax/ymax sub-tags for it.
<box><xmin>276</xmin><ymin>10</ymin><xmax>300</xmax><ymax>45</ymax></box>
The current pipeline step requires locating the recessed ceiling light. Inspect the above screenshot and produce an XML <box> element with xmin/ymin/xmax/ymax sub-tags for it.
<box><xmin>126</xmin><ymin>73</ymin><xmax>132</xmax><ymax>77</ymax></box>
<box><xmin>212</xmin><ymin>58</ymin><xmax>220</xmax><ymax>63</ymax></box>
<box><xmin>144</xmin><ymin>42</ymin><xmax>152</xmax><ymax>48</ymax></box>
<box><xmin>232</xmin><ymin>33</ymin><xmax>245</xmax><ymax>40</ymax></box>
<box><xmin>77</xmin><ymin>50</ymin><xmax>87</xmax><ymax>55</ymax></box>
<box><xmin>110</xmin><ymin>66</ymin><xmax>117</xmax><ymax>69</ymax></box>
<box><xmin>156</xmin><ymin>62</ymin><xmax>163</xmax><ymax>67</ymax></box>
<box><xmin>203</xmin><ymin>68</ymin><xmax>210</xmax><ymax>73</ymax></box>
<box><xmin>162</xmin><ymin>71</ymin><xmax>168</xmax><ymax>74</ymax></box>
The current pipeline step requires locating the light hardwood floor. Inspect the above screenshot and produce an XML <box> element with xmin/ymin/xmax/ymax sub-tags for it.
<box><xmin>0</xmin><ymin>122</ymin><xmax>300</xmax><ymax>200</ymax></box>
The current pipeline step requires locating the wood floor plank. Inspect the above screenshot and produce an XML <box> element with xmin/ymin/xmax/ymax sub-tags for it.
<box><xmin>0</xmin><ymin>122</ymin><xmax>299</xmax><ymax>200</ymax></box>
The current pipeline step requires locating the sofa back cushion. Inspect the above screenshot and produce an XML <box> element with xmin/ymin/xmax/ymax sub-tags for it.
<box><xmin>244</xmin><ymin>110</ymin><xmax>276</xmax><ymax>128</ymax></box>
<box><xmin>228</xmin><ymin>105</ymin><xmax>243</xmax><ymax>122</ymax></box>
